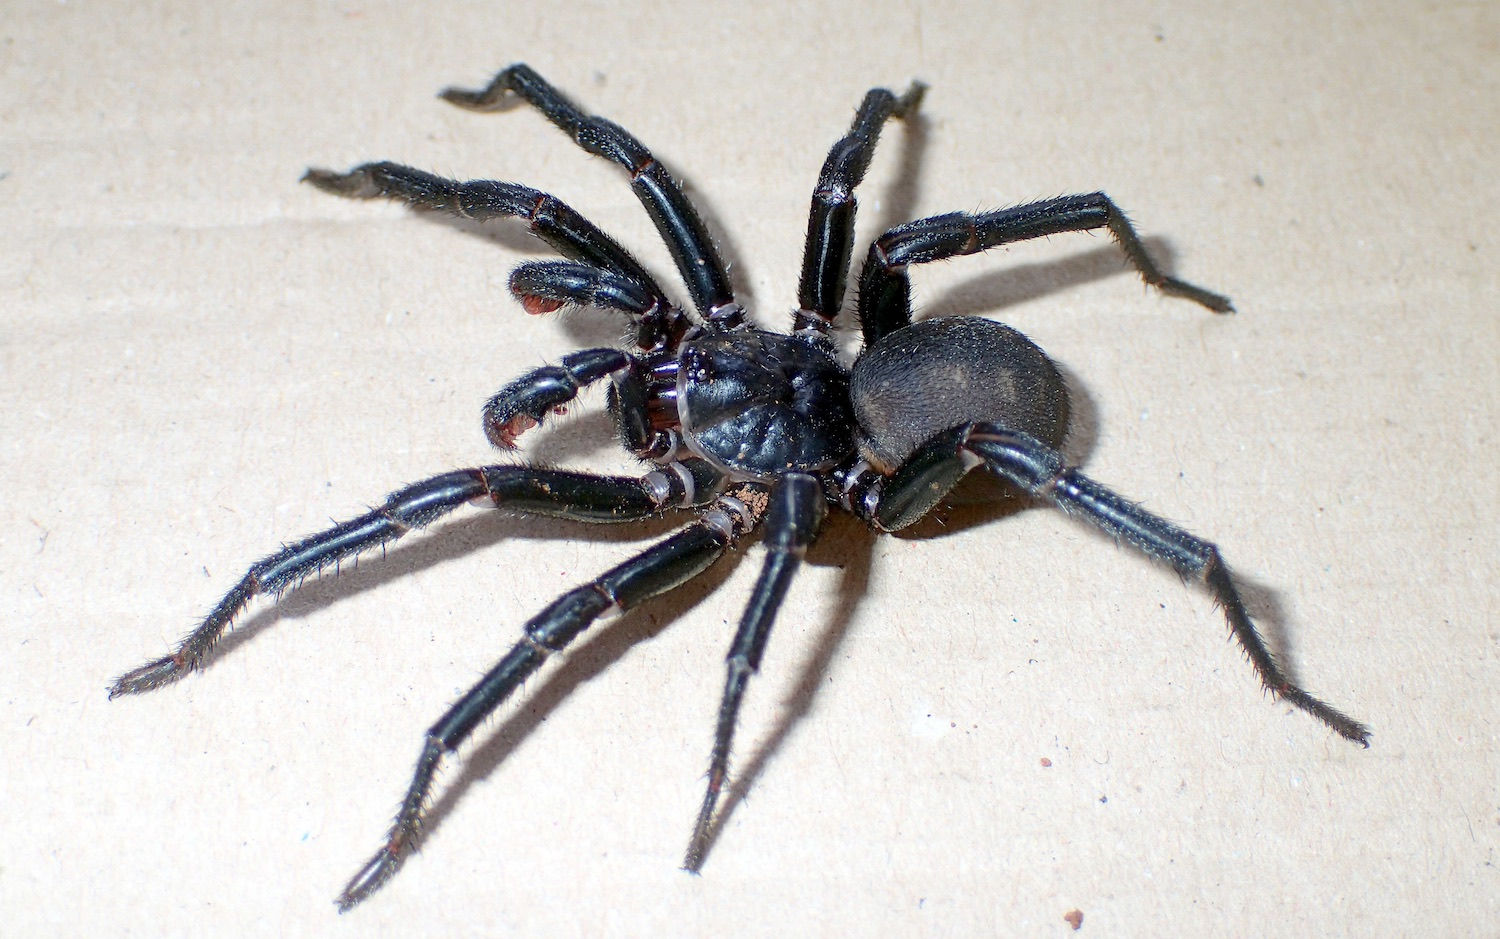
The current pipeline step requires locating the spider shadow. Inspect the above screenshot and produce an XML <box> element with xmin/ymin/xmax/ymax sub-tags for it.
<box><xmin>924</xmin><ymin>235</ymin><xmax>1194</xmax><ymax>327</ymax></box>
<box><xmin>690</xmin><ymin>507</ymin><xmax>1317</xmax><ymax>868</ymax></box>
<box><xmin>869</xmin><ymin>86</ymin><xmax>930</xmax><ymax>251</ymax></box>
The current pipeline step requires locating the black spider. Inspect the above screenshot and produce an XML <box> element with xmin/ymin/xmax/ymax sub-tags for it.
<box><xmin>111</xmin><ymin>65</ymin><xmax>1370</xmax><ymax>912</ymax></box>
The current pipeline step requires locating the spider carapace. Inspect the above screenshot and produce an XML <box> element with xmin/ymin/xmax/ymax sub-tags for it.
<box><xmin>112</xmin><ymin>65</ymin><xmax>1369</xmax><ymax>912</ymax></box>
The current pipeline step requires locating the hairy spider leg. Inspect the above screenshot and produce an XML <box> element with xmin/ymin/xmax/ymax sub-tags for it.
<box><xmin>506</xmin><ymin>260</ymin><xmax>685</xmax><ymax>349</ymax></box>
<box><xmin>795</xmin><ymin>81</ymin><xmax>925</xmax><ymax>334</ymax></box>
<box><xmin>482</xmin><ymin>347</ymin><xmax>683</xmax><ymax>457</ymax></box>
<box><xmin>302</xmin><ymin>163</ymin><xmax>689</xmax><ymax>349</ymax></box>
<box><xmin>857</xmin><ymin>194</ymin><xmax>1235</xmax><ymax>346</ymax></box>
<box><xmin>441</xmin><ymin>65</ymin><xmax>737</xmax><ymax>319</ymax></box>
<box><xmin>682</xmin><ymin>472</ymin><xmax>827</xmax><ymax>872</ymax></box>
<box><xmin>108</xmin><ymin>464</ymin><xmax>718</xmax><ymax>697</ymax></box>
<box><xmin>850</xmin><ymin>424</ymin><xmax>1370</xmax><ymax>746</ymax></box>
<box><xmin>481</xmin><ymin>347</ymin><xmax>636</xmax><ymax>449</ymax></box>
<box><xmin>336</xmin><ymin>485</ymin><xmax>768</xmax><ymax>912</ymax></box>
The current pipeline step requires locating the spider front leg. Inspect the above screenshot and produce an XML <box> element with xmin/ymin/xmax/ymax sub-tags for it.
<box><xmin>337</xmin><ymin>485</ymin><xmax>768</xmax><ymax>911</ymax></box>
<box><xmin>507</xmin><ymin>261</ymin><xmax>687</xmax><ymax>349</ymax></box>
<box><xmin>482</xmin><ymin>347</ymin><xmax>635</xmax><ymax>449</ymax></box>
<box><xmin>857</xmin><ymin>193</ymin><xmax>1234</xmax><ymax>345</ymax></box>
<box><xmin>484</xmin><ymin>347</ymin><xmax>680</xmax><ymax>458</ymax></box>
<box><xmin>304</xmin><ymin>162</ymin><xmax>665</xmax><ymax>299</ymax></box>
<box><xmin>109</xmin><ymin>463</ymin><xmax>718</xmax><ymax>697</ymax></box>
<box><xmin>794</xmin><ymin>80</ymin><xmax>925</xmax><ymax>333</ymax></box>
<box><xmin>304</xmin><ymin>162</ymin><xmax>690</xmax><ymax>350</ymax></box>
<box><xmin>849</xmin><ymin>425</ymin><xmax>1370</xmax><ymax>746</ymax></box>
<box><xmin>683</xmin><ymin>472</ymin><xmax>826</xmax><ymax>871</ymax></box>
<box><xmin>441</xmin><ymin>64</ymin><xmax>737</xmax><ymax>318</ymax></box>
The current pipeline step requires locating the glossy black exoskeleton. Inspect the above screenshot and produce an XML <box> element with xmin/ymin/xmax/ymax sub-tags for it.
<box><xmin>112</xmin><ymin>64</ymin><xmax>1368</xmax><ymax>913</ymax></box>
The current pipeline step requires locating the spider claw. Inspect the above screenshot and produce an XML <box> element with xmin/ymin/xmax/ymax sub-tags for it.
<box><xmin>109</xmin><ymin>655</ymin><xmax>187</xmax><ymax>698</ymax></box>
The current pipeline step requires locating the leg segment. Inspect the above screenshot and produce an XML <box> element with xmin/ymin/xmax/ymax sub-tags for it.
<box><xmin>335</xmin><ymin>485</ymin><xmax>769</xmax><ymax>912</ymax></box>
<box><xmin>507</xmin><ymin>260</ymin><xmax>691</xmax><ymax>350</ymax></box>
<box><xmin>440</xmin><ymin>65</ymin><xmax>736</xmax><ymax>317</ymax></box>
<box><xmin>109</xmin><ymin>463</ymin><xmax>719</xmax><ymax>697</ymax></box>
<box><xmin>795</xmin><ymin>81</ymin><xmax>924</xmax><ymax>334</ymax></box>
<box><xmin>303</xmin><ymin>162</ymin><xmax>671</xmax><ymax>315</ymax></box>
<box><xmin>508</xmin><ymin>261</ymin><xmax>656</xmax><ymax>317</ymax></box>
<box><xmin>857</xmin><ymin>193</ymin><xmax>1234</xmax><ymax>346</ymax></box>
<box><xmin>847</xmin><ymin>424</ymin><xmax>1370</xmax><ymax>745</ymax></box>
<box><xmin>683</xmin><ymin>472</ymin><xmax>827</xmax><ymax>871</ymax></box>
<box><xmin>482</xmin><ymin>347</ymin><xmax>635</xmax><ymax>449</ymax></box>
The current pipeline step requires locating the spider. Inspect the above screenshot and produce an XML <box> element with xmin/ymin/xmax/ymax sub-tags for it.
<box><xmin>111</xmin><ymin>64</ymin><xmax>1370</xmax><ymax>912</ymax></box>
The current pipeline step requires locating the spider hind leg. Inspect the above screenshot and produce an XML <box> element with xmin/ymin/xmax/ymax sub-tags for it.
<box><xmin>441</xmin><ymin>65</ymin><xmax>736</xmax><ymax>316</ymax></box>
<box><xmin>851</xmin><ymin>424</ymin><xmax>1370</xmax><ymax>746</ymax></box>
<box><xmin>857</xmin><ymin>193</ymin><xmax>1234</xmax><ymax>346</ymax></box>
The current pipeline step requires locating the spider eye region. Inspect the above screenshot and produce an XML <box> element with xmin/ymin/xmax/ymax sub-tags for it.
<box><xmin>677</xmin><ymin>330</ymin><xmax>856</xmax><ymax>478</ymax></box>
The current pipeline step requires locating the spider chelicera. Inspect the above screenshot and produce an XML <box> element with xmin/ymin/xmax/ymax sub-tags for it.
<box><xmin>112</xmin><ymin>64</ymin><xmax>1370</xmax><ymax>911</ymax></box>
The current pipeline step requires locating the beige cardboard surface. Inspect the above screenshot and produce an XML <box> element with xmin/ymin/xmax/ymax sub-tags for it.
<box><xmin>4</xmin><ymin>2</ymin><xmax>1496</xmax><ymax>935</ymax></box>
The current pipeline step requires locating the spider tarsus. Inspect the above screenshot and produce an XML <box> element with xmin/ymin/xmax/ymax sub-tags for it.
<box><xmin>438</xmin><ymin>88</ymin><xmax>495</xmax><ymax>111</ymax></box>
<box><xmin>1158</xmin><ymin>275</ymin><xmax>1235</xmax><ymax>314</ymax></box>
<box><xmin>1277</xmin><ymin>685</ymin><xmax>1372</xmax><ymax>747</ymax></box>
<box><xmin>438</xmin><ymin>80</ymin><xmax>516</xmax><ymax>113</ymax></box>
<box><xmin>336</xmin><ymin>844</ymin><xmax>406</xmax><ymax>913</ymax></box>
<box><xmin>108</xmin><ymin>654</ymin><xmax>189</xmax><ymax>698</ymax></box>
<box><xmin>301</xmin><ymin>166</ymin><xmax>376</xmax><ymax>199</ymax></box>
<box><xmin>893</xmin><ymin>80</ymin><xmax>927</xmax><ymax>117</ymax></box>
<box><xmin>682</xmin><ymin>781</ymin><xmax>721</xmax><ymax>873</ymax></box>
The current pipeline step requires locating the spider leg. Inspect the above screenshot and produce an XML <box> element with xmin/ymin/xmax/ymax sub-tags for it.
<box><xmin>683</xmin><ymin>472</ymin><xmax>826</xmax><ymax>872</ymax></box>
<box><xmin>336</xmin><ymin>484</ymin><xmax>767</xmax><ymax>912</ymax></box>
<box><xmin>848</xmin><ymin>424</ymin><xmax>1370</xmax><ymax>746</ymax></box>
<box><xmin>795</xmin><ymin>81</ymin><xmax>925</xmax><ymax>334</ymax></box>
<box><xmin>303</xmin><ymin>162</ymin><xmax>687</xmax><ymax>349</ymax></box>
<box><xmin>109</xmin><ymin>463</ymin><xmax>719</xmax><ymax>697</ymax></box>
<box><xmin>440</xmin><ymin>65</ymin><xmax>737</xmax><ymax>319</ymax></box>
<box><xmin>857</xmin><ymin>193</ymin><xmax>1234</xmax><ymax>346</ymax></box>
<box><xmin>508</xmin><ymin>260</ymin><xmax>689</xmax><ymax>349</ymax></box>
<box><xmin>482</xmin><ymin>347</ymin><xmax>636</xmax><ymax>449</ymax></box>
<box><xmin>485</xmin><ymin>347</ymin><xmax>684</xmax><ymax>458</ymax></box>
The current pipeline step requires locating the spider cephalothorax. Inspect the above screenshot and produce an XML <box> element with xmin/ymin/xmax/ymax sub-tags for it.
<box><xmin>112</xmin><ymin>65</ymin><xmax>1368</xmax><ymax>912</ymax></box>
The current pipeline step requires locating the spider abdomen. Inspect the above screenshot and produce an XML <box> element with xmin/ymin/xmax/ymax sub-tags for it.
<box><xmin>677</xmin><ymin>330</ymin><xmax>856</xmax><ymax>478</ymax></box>
<box><xmin>850</xmin><ymin>316</ymin><xmax>1070</xmax><ymax>472</ymax></box>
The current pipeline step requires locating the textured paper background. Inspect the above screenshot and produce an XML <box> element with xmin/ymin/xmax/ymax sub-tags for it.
<box><xmin>4</xmin><ymin>2</ymin><xmax>1496</xmax><ymax>936</ymax></box>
